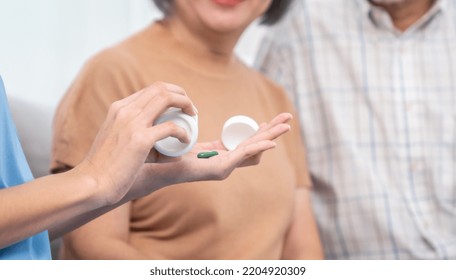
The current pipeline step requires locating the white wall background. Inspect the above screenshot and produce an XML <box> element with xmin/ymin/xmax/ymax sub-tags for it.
<box><xmin>0</xmin><ymin>0</ymin><xmax>267</xmax><ymax>177</ymax></box>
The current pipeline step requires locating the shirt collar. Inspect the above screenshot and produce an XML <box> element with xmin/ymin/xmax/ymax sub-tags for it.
<box><xmin>357</xmin><ymin>0</ymin><xmax>446</xmax><ymax>35</ymax></box>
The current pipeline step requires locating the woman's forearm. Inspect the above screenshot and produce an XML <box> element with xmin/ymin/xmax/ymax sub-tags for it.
<box><xmin>0</xmin><ymin>167</ymin><xmax>102</xmax><ymax>249</ymax></box>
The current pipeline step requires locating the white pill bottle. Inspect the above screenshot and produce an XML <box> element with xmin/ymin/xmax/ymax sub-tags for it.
<box><xmin>154</xmin><ymin>108</ymin><xmax>198</xmax><ymax>157</ymax></box>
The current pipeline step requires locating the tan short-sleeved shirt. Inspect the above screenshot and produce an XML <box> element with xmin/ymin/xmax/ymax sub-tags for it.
<box><xmin>51</xmin><ymin>22</ymin><xmax>311</xmax><ymax>259</ymax></box>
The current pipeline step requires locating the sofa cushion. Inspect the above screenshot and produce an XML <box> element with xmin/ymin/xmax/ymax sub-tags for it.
<box><xmin>9</xmin><ymin>96</ymin><xmax>53</xmax><ymax>178</ymax></box>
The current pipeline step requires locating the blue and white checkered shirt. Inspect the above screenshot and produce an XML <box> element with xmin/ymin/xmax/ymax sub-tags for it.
<box><xmin>256</xmin><ymin>0</ymin><xmax>456</xmax><ymax>259</ymax></box>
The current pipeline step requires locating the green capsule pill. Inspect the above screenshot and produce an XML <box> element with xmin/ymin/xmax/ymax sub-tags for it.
<box><xmin>197</xmin><ymin>151</ymin><xmax>219</xmax><ymax>159</ymax></box>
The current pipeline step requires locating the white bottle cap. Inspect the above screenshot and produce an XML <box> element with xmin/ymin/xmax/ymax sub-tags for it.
<box><xmin>154</xmin><ymin>108</ymin><xmax>198</xmax><ymax>157</ymax></box>
<box><xmin>221</xmin><ymin>115</ymin><xmax>259</xmax><ymax>151</ymax></box>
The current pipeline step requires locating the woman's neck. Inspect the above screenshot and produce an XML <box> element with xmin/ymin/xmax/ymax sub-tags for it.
<box><xmin>164</xmin><ymin>16</ymin><xmax>242</xmax><ymax>64</ymax></box>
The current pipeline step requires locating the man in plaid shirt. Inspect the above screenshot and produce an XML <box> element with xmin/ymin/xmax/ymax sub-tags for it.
<box><xmin>257</xmin><ymin>0</ymin><xmax>455</xmax><ymax>259</ymax></box>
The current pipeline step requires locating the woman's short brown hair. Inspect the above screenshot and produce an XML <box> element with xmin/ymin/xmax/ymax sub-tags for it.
<box><xmin>152</xmin><ymin>0</ymin><xmax>294</xmax><ymax>25</ymax></box>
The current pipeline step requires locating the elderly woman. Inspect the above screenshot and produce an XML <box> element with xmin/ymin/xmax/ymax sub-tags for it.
<box><xmin>52</xmin><ymin>0</ymin><xmax>323</xmax><ymax>259</ymax></box>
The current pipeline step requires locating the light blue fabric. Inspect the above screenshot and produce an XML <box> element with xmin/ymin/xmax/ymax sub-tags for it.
<box><xmin>0</xmin><ymin>76</ymin><xmax>51</xmax><ymax>260</ymax></box>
